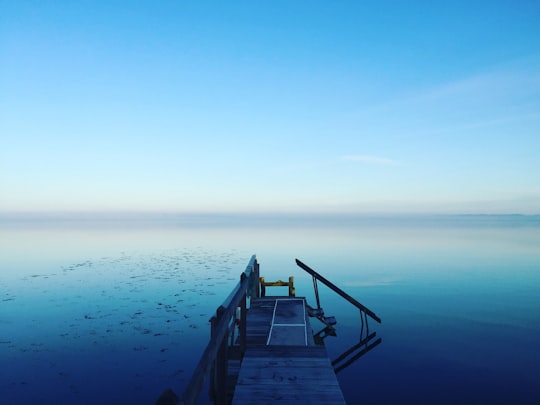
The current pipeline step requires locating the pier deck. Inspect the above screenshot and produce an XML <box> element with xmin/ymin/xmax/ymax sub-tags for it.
<box><xmin>232</xmin><ymin>297</ymin><xmax>346</xmax><ymax>404</ymax></box>
<box><xmin>175</xmin><ymin>256</ymin><xmax>380</xmax><ymax>405</ymax></box>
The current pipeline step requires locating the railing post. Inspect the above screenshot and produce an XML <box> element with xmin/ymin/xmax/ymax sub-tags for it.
<box><xmin>209</xmin><ymin>306</ymin><xmax>227</xmax><ymax>405</ymax></box>
<box><xmin>288</xmin><ymin>276</ymin><xmax>295</xmax><ymax>296</ymax></box>
<box><xmin>260</xmin><ymin>277</ymin><xmax>266</xmax><ymax>297</ymax></box>
<box><xmin>239</xmin><ymin>275</ymin><xmax>247</xmax><ymax>354</ymax></box>
<box><xmin>254</xmin><ymin>259</ymin><xmax>260</xmax><ymax>298</ymax></box>
<box><xmin>209</xmin><ymin>314</ymin><xmax>217</xmax><ymax>402</ymax></box>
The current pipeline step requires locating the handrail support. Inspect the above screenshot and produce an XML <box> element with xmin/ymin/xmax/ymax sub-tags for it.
<box><xmin>296</xmin><ymin>259</ymin><xmax>381</xmax><ymax>324</ymax></box>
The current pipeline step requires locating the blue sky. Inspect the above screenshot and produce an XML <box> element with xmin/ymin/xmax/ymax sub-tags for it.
<box><xmin>1</xmin><ymin>1</ymin><xmax>539</xmax><ymax>214</ymax></box>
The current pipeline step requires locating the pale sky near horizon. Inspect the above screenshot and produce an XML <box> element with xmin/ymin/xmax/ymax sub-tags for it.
<box><xmin>1</xmin><ymin>1</ymin><xmax>539</xmax><ymax>214</ymax></box>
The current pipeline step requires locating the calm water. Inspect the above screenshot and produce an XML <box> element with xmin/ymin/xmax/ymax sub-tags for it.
<box><xmin>1</xmin><ymin>215</ymin><xmax>539</xmax><ymax>403</ymax></box>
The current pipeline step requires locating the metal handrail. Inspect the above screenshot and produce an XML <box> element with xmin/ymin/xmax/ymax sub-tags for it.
<box><xmin>295</xmin><ymin>259</ymin><xmax>382</xmax><ymax>323</ymax></box>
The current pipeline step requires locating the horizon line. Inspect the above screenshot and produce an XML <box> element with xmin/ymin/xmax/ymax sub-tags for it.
<box><xmin>1</xmin><ymin>210</ymin><xmax>539</xmax><ymax>218</ymax></box>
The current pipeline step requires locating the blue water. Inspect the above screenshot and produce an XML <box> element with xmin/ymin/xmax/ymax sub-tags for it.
<box><xmin>1</xmin><ymin>215</ymin><xmax>539</xmax><ymax>403</ymax></box>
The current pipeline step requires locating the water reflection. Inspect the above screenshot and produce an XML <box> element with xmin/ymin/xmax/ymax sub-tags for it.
<box><xmin>332</xmin><ymin>331</ymin><xmax>382</xmax><ymax>374</ymax></box>
<box><xmin>313</xmin><ymin>312</ymin><xmax>382</xmax><ymax>375</ymax></box>
<box><xmin>313</xmin><ymin>325</ymin><xmax>337</xmax><ymax>344</ymax></box>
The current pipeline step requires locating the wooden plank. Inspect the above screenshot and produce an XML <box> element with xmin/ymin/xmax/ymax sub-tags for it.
<box><xmin>244</xmin><ymin>346</ymin><xmax>328</xmax><ymax>358</ymax></box>
<box><xmin>237</xmin><ymin>370</ymin><xmax>342</xmax><ymax>384</ymax></box>
<box><xmin>235</xmin><ymin>383</ymin><xmax>343</xmax><ymax>393</ymax></box>
<box><xmin>274</xmin><ymin>299</ymin><xmax>305</xmax><ymax>324</ymax></box>
<box><xmin>232</xmin><ymin>297</ymin><xmax>346</xmax><ymax>404</ymax></box>
<box><xmin>267</xmin><ymin>299</ymin><xmax>307</xmax><ymax>345</ymax></box>
<box><xmin>239</xmin><ymin>357</ymin><xmax>336</xmax><ymax>368</ymax></box>
<box><xmin>234</xmin><ymin>380</ymin><xmax>344</xmax><ymax>394</ymax></box>
<box><xmin>268</xmin><ymin>325</ymin><xmax>306</xmax><ymax>345</ymax></box>
<box><xmin>233</xmin><ymin>384</ymin><xmax>345</xmax><ymax>404</ymax></box>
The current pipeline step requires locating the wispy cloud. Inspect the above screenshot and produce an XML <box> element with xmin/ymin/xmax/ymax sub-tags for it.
<box><xmin>352</xmin><ymin>58</ymin><xmax>540</xmax><ymax>129</ymax></box>
<box><xmin>341</xmin><ymin>155</ymin><xmax>398</xmax><ymax>165</ymax></box>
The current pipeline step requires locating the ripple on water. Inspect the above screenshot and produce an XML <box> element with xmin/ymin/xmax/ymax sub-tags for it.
<box><xmin>2</xmin><ymin>247</ymin><xmax>246</xmax><ymax>403</ymax></box>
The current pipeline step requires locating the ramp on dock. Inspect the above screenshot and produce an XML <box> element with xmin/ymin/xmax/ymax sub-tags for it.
<box><xmin>232</xmin><ymin>297</ymin><xmax>346</xmax><ymax>404</ymax></box>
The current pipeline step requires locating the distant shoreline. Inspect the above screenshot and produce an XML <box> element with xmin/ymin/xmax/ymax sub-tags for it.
<box><xmin>1</xmin><ymin>211</ymin><xmax>539</xmax><ymax>229</ymax></box>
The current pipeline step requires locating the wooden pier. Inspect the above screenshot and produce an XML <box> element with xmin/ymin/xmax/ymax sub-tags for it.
<box><xmin>233</xmin><ymin>296</ymin><xmax>346</xmax><ymax>404</ymax></box>
<box><xmin>167</xmin><ymin>255</ymin><xmax>381</xmax><ymax>405</ymax></box>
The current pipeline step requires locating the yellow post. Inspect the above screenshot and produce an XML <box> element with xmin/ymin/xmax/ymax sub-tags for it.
<box><xmin>288</xmin><ymin>276</ymin><xmax>295</xmax><ymax>296</ymax></box>
<box><xmin>259</xmin><ymin>276</ymin><xmax>295</xmax><ymax>296</ymax></box>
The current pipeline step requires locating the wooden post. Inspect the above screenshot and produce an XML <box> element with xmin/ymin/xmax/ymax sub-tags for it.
<box><xmin>288</xmin><ymin>276</ymin><xmax>295</xmax><ymax>296</ymax></box>
<box><xmin>215</xmin><ymin>306</ymin><xmax>227</xmax><ymax>405</ymax></box>
<box><xmin>259</xmin><ymin>277</ymin><xmax>266</xmax><ymax>297</ymax></box>
<box><xmin>209</xmin><ymin>306</ymin><xmax>228</xmax><ymax>405</ymax></box>
<box><xmin>254</xmin><ymin>259</ymin><xmax>260</xmax><ymax>298</ymax></box>
<box><xmin>209</xmin><ymin>315</ymin><xmax>218</xmax><ymax>402</ymax></box>
<box><xmin>246</xmin><ymin>256</ymin><xmax>259</xmax><ymax>300</ymax></box>
<box><xmin>239</xmin><ymin>274</ymin><xmax>247</xmax><ymax>354</ymax></box>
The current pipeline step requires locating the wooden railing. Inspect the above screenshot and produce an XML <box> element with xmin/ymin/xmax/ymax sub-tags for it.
<box><xmin>179</xmin><ymin>255</ymin><xmax>260</xmax><ymax>405</ymax></box>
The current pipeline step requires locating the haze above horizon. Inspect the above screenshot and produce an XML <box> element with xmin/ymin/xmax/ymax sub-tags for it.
<box><xmin>2</xmin><ymin>1</ymin><xmax>539</xmax><ymax>215</ymax></box>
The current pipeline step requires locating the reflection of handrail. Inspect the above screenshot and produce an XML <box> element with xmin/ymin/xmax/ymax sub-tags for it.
<box><xmin>295</xmin><ymin>259</ymin><xmax>382</xmax><ymax>323</ymax></box>
<box><xmin>179</xmin><ymin>255</ymin><xmax>259</xmax><ymax>405</ymax></box>
<box><xmin>333</xmin><ymin>335</ymin><xmax>382</xmax><ymax>374</ymax></box>
<box><xmin>332</xmin><ymin>332</ymin><xmax>377</xmax><ymax>366</ymax></box>
<box><xmin>313</xmin><ymin>325</ymin><xmax>337</xmax><ymax>345</ymax></box>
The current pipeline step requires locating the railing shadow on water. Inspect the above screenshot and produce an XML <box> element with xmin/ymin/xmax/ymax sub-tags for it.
<box><xmin>312</xmin><ymin>319</ymin><xmax>382</xmax><ymax>374</ymax></box>
<box><xmin>331</xmin><ymin>330</ymin><xmax>382</xmax><ymax>374</ymax></box>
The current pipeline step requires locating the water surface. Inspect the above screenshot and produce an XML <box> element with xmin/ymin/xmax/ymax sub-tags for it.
<box><xmin>1</xmin><ymin>215</ymin><xmax>539</xmax><ymax>403</ymax></box>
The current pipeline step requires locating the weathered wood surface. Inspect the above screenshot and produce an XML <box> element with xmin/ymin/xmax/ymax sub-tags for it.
<box><xmin>232</xmin><ymin>297</ymin><xmax>346</xmax><ymax>404</ymax></box>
